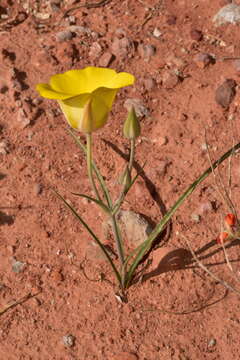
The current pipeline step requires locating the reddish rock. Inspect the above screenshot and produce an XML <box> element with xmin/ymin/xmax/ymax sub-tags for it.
<box><xmin>162</xmin><ymin>70</ymin><xmax>179</xmax><ymax>89</ymax></box>
<box><xmin>89</xmin><ymin>41</ymin><xmax>102</xmax><ymax>59</ymax></box>
<box><xmin>166</xmin><ymin>14</ymin><xmax>177</xmax><ymax>25</ymax></box>
<box><xmin>143</xmin><ymin>77</ymin><xmax>156</xmax><ymax>90</ymax></box>
<box><xmin>111</xmin><ymin>37</ymin><xmax>132</xmax><ymax>57</ymax></box>
<box><xmin>215</xmin><ymin>79</ymin><xmax>237</xmax><ymax>108</ymax></box>
<box><xmin>193</xmin><ymin>53</ymin><xmax>213</xmax><ymax>68</ymax></box>
<box><xmin>190</xmin><ymin>29</ymin><xmax>203</xmax><ymax>41</ymax></box>
<box><xmin>233</xmin><ymin>59</ymin><xmax>240</xmax><ymax>74</ymax></box>
<box><xmin>98</xmin><ymin>52</ymin><xmax>114</xmax><ymax>67</ymax></box>
<box><xmin>138</xmin><ymin>43</ymin><xmax>156</xmax><ymax>61</ymax></box>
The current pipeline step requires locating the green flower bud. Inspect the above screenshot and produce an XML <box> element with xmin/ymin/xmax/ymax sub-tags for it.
<box><xmin>123</xmin><ymin>106</ymin><xmax>141</xmax><ymax>139</ymax></box>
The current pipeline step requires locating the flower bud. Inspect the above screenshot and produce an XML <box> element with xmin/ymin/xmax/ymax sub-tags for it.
<box><xmin>123</xmin><ymin>106</ymin><xmax>141</xmax><ymax>139</ymax></box>
<box><xmin>224</xmin><ymin>213</ymin><xmax>236</xmax><ymax>227</ymax></box>
<box><xmin>118</xmin><ymin>166</ymin><xmax>131</xmax><ymax>191</ymax></box>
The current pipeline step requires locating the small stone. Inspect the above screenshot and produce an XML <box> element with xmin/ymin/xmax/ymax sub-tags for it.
<box><xmin>114</xmin><ymin>352</ymin><xmax>138</xmax><ymax>360</ymax></box>
<box><xmin>0</xmin><ymin>141</ymin><xmax>8</xmax><ymax>155</ymax></box>
<box><xmin>193</xmin><ymin>53</ymin><xmax>213</xmax><ymax>69</ymax></box>
<box><xmin>215</xmin><ymin>79</ymin><xmax>237</xmax><ymax>108</ymax></box>
<box><xmin>69</xmin><ymin>25</ymin><xmax>91</xmax><ymax>35</ymax></box>
<box><xmin>166</xmin><ymin>14</ymin><xmax>177</xmax><ymax>25</ymax></box>
<box><xmin>208</xmin><ymin>338</ymin><xmax>217</xmax><ymax>347</ymax></box>
<box><xmin>143</xmin><ymin>77</ymin><xmax>156</xmax><ymax>90</ymax></box>
<box><xmin>152</xmin><ymin>136</ymin><xmax>168</xmax><ymax>146</ymax></box>
<box><xmin>166</xmin><ymin>55</ymin><xmax>187</xmax><ymax>70</ymax></box>
<box><xmin>12</xmin><ymin>258</ymin><xmax>26</xmax><ymax>273</ymax></box>
<box><xmin>162</xmin><ymin>70</ymin><xmax>179</xmax><ymax>89</ymax></box>
<box><xmin>233</xmin><ymin>59</ymin><xmax>240</xmax><ymax>74</ymax></box>
<box><xmin>35</xmin><ymin>12</ymin><xmax>50</xmax><ymax>20</ymax></box>
<box><xmin>62</xmin><ymin>334</ymin><xmax>76</xmax><ymax>347</ymax></box>
<box><xmin>89</xmin><ymin>42</ymin><xmax>102</xmax><ymax>59</ymax></box>
<box><xmin>138</xmin><ymin>43</ymin><xmax>156</xmax><ymax>61</ymax></box>
<box><xmin>56</xmin><ymin>30</ymin><xmax>73</xmax><ymax>42</ymax></box>
<box><xmin>103</xmin><ymin>211</ymin><xmax>152</xmax><ymax>248</ymax></box>
<box><xmin>191</xmin><ymin>213</ymin><xmax>201</xmax><ymax>223</ymax></box>
<box><xmin>98</xmin><ymin>52</ymin><xmax>114</xmax><ymax>67</ymax></box>
<box><xmin>124</xmin><ymin>98</ymin><xmax>149</xmax><ymax>117</ymax></box>
<box><xmin>153</xmin><ymin>27</ymin><xmax>162</xmax><ymax>38</ymax></box>
<box><xmin>213</xmin><ymin>4</ymin><xmax>240</xmax><ymax>26</ymax></box>
<box><xmin>190</xmin><ymin>29</ymin><xmax>203</xmax><ymax>41</ymax></box>
<box><xmin>155</xmin><ymin>160</ymin><xmax>169</xmax><ymax>176</ymax></box>
<box><xmin>17</xmin><ymin>108</ymin><xmax>31</xmax><ymax>129</ymax></box>
<box><xmin>111</xmin><ymin>37</ymin><xmax>132</xmax><ymax>57</ymax></box>
<box><xmin>34</xmin><ymin>183</ymin><xmax>43</xmax><ymax>195</ymax></box>
<box><xmin>197</xmin><ymin>201</ymin><xmax>213</xmax><ymax>214</ymax></box>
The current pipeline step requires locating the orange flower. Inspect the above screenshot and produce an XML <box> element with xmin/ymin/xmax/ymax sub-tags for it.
<box><xmin>224</xmin><ymin>213</ymin><xmax>236</xmax><ymax>227</ymax></box>
<box><xmin>216</xmin><ymin>231</ymin><xmax>229</xmax><ymax>244</ymax></box>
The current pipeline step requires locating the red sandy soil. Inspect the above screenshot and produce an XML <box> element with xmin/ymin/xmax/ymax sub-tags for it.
<box><xmin>1</xmin><ymin>0</ymin><xmax>240</xmax><ymax>359</ymax></box>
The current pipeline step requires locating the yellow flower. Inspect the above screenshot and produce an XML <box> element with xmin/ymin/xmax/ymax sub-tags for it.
<box><xmin>36</xmin><ymin>67</ymin><xmax>135</xmax><ymax>133</ymax></box>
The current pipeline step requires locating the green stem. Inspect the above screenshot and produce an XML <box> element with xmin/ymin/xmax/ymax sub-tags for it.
<box><xmin>110</xmin><ymin>213</ymin><xmax>125</xmax><ymax>287</ymax></box>
<box><xmin>86</xmin><ymin>133</ymin><xmax>101</xmax><ymax>201</ymax></box>
<box><xmin>68</xmin><ymin>128</ymin><xmax>112</xmax><ymax>208</ymax></box>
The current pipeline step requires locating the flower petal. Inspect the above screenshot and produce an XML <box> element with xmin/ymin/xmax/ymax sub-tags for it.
<box><xmin>57</xmin><ymin>94</ymin><xmax>90</xmax><ymax>129</ymax></box>
<box><xmin>49</xmin><ymin>67</ymin><xmax>135</xmax><ymax>95</ymax></box>
<box><xmin>36</xmin><ymin>83</ymin><xmax>72</xmax><ymax>99</ymax></box>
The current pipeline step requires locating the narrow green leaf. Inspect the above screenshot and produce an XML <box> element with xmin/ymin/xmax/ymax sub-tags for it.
<box><xmin>53</xmin><ymin>189</ymin><xmax>121</xmax><ymax>286</ymax></box>
<box><xmin>71</xmin><ymin>192</ymin><xmax>110</xmax><ymax>214</ymax></box>
<box><xmin>125</xmin><ymin>141</ymin><xmax>240</xmax><ymax>288</ymax></box>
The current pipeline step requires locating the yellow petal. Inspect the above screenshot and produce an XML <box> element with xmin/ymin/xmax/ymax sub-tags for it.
<box><xmin>58</xmin><ymin>93</ymin><xmax>109</xmax><ymax>132</ymax></box>
<box><xmin>57</xmin><ymin>94</ymin><xmax>90</xmax><ymax>130</ymax></box>
<box><xmin>36</xmin><ymin>83</ymin><xmax>73</xmax><ymax>99</ymax></box>
<box><xmin>50</xmin><ymin>67</ymin><xmax>135</xmax><ymax>95</ymax></box>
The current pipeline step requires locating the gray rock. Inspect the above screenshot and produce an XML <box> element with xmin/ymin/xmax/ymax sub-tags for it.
<box><xmin>56</xmin><ymin>30</ymin><xmax>73</xmax><ymax>42</ymax></box>
<box><xmin>213</xmin><ymin>4</ymin><xmax>240</xmax><ymax>26</ymax></box>
<box><xmin>208</xmin><ymin>338</ymin><xmax>217</xmax><ymax>347</ymax></box>
<box><xmin>12</xmin><ymin>258</ymin><xmax>26</xmax><ymax>273</ymax></box>
<box><xmin>62</xmin><ymin>334</ymin><xmax>76</xmax><ymax>347</ymax></box>
<box><xmin>102</xmin><ymin>210</ymin><xmax>153</xmax><ymax>248</ymax></box>
<box><xmin>138</xmin><ymin>44</ymin><xmax>156</xmax><ymax>61</ymax></box>
<box><xmin>124</xmin><ymin>98</ymin><xmax>149</xmax><ymax>117</ymax></box>
<box><xmin>215</xmin><ymin>79</ymin><xmax>236</xmax><ymax>108</ymax></box>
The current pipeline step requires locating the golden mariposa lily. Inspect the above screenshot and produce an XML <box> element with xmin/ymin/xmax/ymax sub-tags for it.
<box><xmin>36</xmin><ymin>67</ymin><xmax>135</xmax><ymax>133</ymax></box>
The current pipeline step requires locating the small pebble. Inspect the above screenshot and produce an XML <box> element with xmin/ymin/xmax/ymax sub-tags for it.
<box><xmin>89</xmin><ymin>42</ymin><xmax>102</xmax><ymax>59</ymax></box>
<box><xmin>62</xmin><ymin>334</ymin><xmax>76</xmax><ymax>347</ymax></box>
<box><xmin>98</xmin><ymin>52</ymin><xmax>114</xmax><ymax>67</ymax></box>
<box><xmin>215</xmin><ymin>79</ymin><xmax>237</xmax><ymax>108</ymax></box>
<box><xmin>233</xmin><ymin>59</ymin><xmax>240</xmax><ymax>74</ymax></box>
<box><xmin>162</xmin><ymin>70</ymin><xmax>179</xmax><ymax>89</ymax></box>
<box><xmin>208</xmin><ymin>338</ymin><xmax>217</xmax><ymax>347</ymax></box>
<box><xmin>166</xmin><ymin>14</ymin><xmax>177</xmax><ymax>25</ymax></box>
<box><xmin>34</xmin><ymin>183</ymin><xmax>43</xmax><ymax>195</ymax></box>
<box><xmin>190</xmin><ymin>29</ymin><xmax>203</xmax><ymax>41</ymax></box>
<box><xmin>193</xmin><ymin>53</ymin><xmax>213</xmax><ymax>69</ymax></box>
<box><xmin>153</xmin><ymin>27</ymin><xmax>162</xmax><ymax>38</ymax></box>
<box><xmin>138</xmin><ymin>43</ymin><xmax>156</xmax><ymax>61</ymax></box>
<box><xmin>12</xmin><ymin>259</ymin><xmax>26</xmax><ymax>273</ymax></box>
<box><xmin>56</xmin><ymin>30</ymin><xmax>73</xmax><ymax>42</ymax></box>
<box><xmin>191</xmin><ymin>213</ymin><xmax>201</xmax><ymax>223</ymax></box>
<box><xmin>124</xmin><ymin>98</ymin><xmax>149</xmax><ymax>117</ymax></box>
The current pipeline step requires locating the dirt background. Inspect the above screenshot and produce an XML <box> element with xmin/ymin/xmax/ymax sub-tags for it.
<box><xmin>1</xmin><ymin>0</ymin><xmax>240</xmax><ymax>359</ymax></box>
